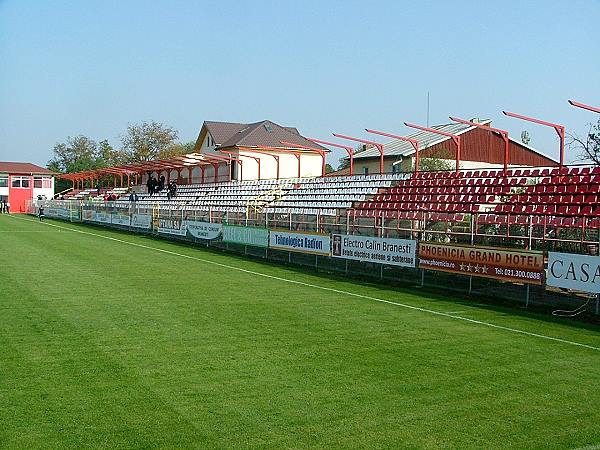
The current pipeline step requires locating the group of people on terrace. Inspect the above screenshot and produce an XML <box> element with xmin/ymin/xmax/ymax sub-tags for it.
<box><xmin>146</xmin><ymin>174</ymin><xmax>177</xmax><ymax>200</ymax></box>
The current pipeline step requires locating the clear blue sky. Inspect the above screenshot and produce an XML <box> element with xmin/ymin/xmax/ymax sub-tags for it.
<box><xmin>1</xmin><ymin>0</ymin><xmax>599</xmax><ymax>167</ymax></box>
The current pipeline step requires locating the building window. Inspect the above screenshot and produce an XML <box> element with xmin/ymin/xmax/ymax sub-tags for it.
<box><xmin>362</xmin><ymin>167</ymin><xmax>369</xmax><ymax>175</ymax></box>
<box><xmin>33</xmin><ymin>176</ymin><xmax>52</xmax><ymax>188</ymax></box>
<box><xmin>11</xmin><ymin>176</ymin><xmax>30</xmax><ymax>188</ymax></box>
<box><xmin>0</xmin><ymin>175</ymin><xmax>7</xmax><ymax>187</ymax></box>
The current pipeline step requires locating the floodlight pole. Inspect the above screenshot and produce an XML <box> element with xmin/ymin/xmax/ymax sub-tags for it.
<box><xmin>449</xmin><ymin>117</ymin><xmax>510</xmax><ymax>175</ymax></box>
<box><xmin>568</xmin><ymin>100</ymin><xmax>600</xmax><ymax>114</ymax></box>
<box><xmin>332</xmin><ymin>133</ymin><xmax>385</xmax><ymax>174</ymax></box>
<box><xmin>404</xmin><ymin>122</ymin><xmax>462</xmax><ymax>173</ymax></box>
<box><xmin>309</xmin><ymin>138</ymin><xmax>355</xmax><ymax>176</ymax></box>
<box><xmin>365</xmin><ymin>129</ymin><xmax>420</xmax><ymax>173</ymax></box>
<box><xmin>503</xmin><ymin>110</ymin><xmax>565</xmax><ymax>167</ymax></box>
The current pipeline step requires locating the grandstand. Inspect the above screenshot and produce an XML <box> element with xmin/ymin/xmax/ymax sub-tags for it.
<box><xmin>33</xmin><ymin>106</ymin><xmax>600</xmax><ymax>315</ymax></box>
<box><xmin>353</xmin><ymin>166</ymin><xmax>600</xmax><ymax>234</ymax></box>
<box><xmin>49</xmin><ymin>164</ymin><xmax>600</xmax><ymax>246</ymax></box>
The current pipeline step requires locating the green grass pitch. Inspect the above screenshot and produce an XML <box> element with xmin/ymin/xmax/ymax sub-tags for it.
<box><xmin>1</xmin><ymin>214</ymin><xmax>600</xmax><ymax>449</ymax></box>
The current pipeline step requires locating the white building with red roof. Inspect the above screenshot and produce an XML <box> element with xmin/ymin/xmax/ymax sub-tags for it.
<box><xmin>0</xmin><ymin>162</ymin><xmax>55</xmax><ymax>213</ymax></box>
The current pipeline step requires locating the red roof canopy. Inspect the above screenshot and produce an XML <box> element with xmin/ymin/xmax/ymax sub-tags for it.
<box><xmin>56</xmin><ymin>153</ymin><xmax>233</xmax><ymax>180</ymax></box>
<box><xmin>0</xmin><ymin>162</ymin><xmax>56</xmax><ymax>175</ymax></box>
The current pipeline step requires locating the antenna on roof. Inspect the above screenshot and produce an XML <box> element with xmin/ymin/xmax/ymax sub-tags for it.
<box><xmin>426</xmin><ymin>91</ymin><xmax>430</xmax><ymax>127</ymax></box>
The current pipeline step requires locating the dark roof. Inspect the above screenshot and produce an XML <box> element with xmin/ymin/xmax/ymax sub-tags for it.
<box><xmin>203</xmin><ymin>121</ymin><xmax>248</xmax><ymax>145</ymax></box>
<box><xmin>0</xmin><ymin>162</ymin><xmax>55</xmax><ymax>175</ymax></box>
<box><xmin>205</xmin><ymin>120</ymin><xmax>328</xmax><ymax>152</ymax></box>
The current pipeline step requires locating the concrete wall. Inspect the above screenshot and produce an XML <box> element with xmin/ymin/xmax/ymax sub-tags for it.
<box><xmin>236</xmin><ymin>150</ymin><xmax>322</xmax><ymax>180</ymax></box>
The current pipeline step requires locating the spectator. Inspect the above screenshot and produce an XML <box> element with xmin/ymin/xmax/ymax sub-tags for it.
<box><xmin>167</xmin><ymin>181</ymin><xmax>177</xmax><ymax>200</ymax></box>
<box><xmin>146</xmin><ymin>174</ymin><xmax>155</xmax><ymax>195</ymax></box>
<box><xmin>96</xmin><ymin>182</ymin><xmax>101</xmax><ymax>196</ymax></box>
<box><xmin>157</xmin><ymin>175</ymin><xmax>166</xmax><ymax>192</ymax></box>
<box><xmin>38</xmin><ymin>205</ymin><xmax>45</xmax><ymax>222</ymax></box>
<box><xmin>5</xmin><ymin>201</ymin><xmax>10</xmax><ymax>213</ymax></box>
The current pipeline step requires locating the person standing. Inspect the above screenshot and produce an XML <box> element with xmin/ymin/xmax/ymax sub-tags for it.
<box><xmin>38</xmin><ymin>205</ymin><xmax>45</xmax><ymax>222</ymax></box>
<box><xmin>146</xmin><ymin>175</ymin><xmax>154</xmax><ymax>196</ymax></box>
<box><xmin>5</xmin><ymin>200</ymin><xmax>10</xmax><ymax>214</ymax></box>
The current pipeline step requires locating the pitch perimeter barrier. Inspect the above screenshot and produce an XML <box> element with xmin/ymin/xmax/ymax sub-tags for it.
<box><xmin>35</xmin><ymin>201</ymin><xmax>600</xmax><ymax>316</ymax></box>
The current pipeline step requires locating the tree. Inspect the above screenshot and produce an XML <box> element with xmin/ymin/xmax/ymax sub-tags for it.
<box><xmin>160</xmin><ymin>141</ymin><xmax>196</xmax><ymax>159</ymax></box>
<box><xmin>338</xmin><ymin>158</ymin><xmax>350</xmax><ymax>170</ymax></box>
<box><xmin>418</xmin><ymin>147</ymin><xmax>455</xmax><ymax>172</ymax></box>
<box><xmin>521</xmin><ymin>130</ymin><xmax>531</xmax><ymax>145</ymax></box>
<box><xmin>325</xmin><ymin>164</ymin><xmax>334</xmax><ymax>174</ymax></box>
<box><xmin>48</xmin><ymin>135</ymin><xmax>105</xmax><ymax>173</ymax></box>
<box><xmin>121</xmin><ymin>121</ymin><xmax>179</xmax><ymax>162</ymax></box>
<box><xmin>97</xmin><ymin>139</ymin><xmax>127</xmax><ymax>167</ymax></box>
<box><xmin>567</xmin><ymin>119</ymin><xmax>600</xmax><ymax>165</ymax></box>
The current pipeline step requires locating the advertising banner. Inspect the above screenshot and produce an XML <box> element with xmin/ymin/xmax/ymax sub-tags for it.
<box><xmin>131</xmin><ymin>213</ymin><xmax>152</xmax><ymax>229</ymax></box>
<box><xmin>547</xmin><ymin>252</ymin><xmax>600</xmax><ymax>293</ymax></box>
<box><xmin>186</xmin><ymin>221</ymin><xmax>222</xmax><ymax>240</ymax></box>
<box><xmin>331</xmin><ymin>234</ymin><xmax>416</xmax><ymax>267</ymax></box>
<box><xmin>45</xmin><ymin>207</ymin><xmax>60</xmax><ymax>218</ymax></box>
<box><xmin>158</xmin><ymin>217</ymin><xmax>186</xmax><ymax>236</ymax></box>
<box><xmin>223</xmin><ymin>225</ymin><xmax>269</xmax><ymax>247</ymax></box>
<box><xmin>111</xmin><ymin>212</ymin><xmax>131</xmax><ymax>226</ymax></box>
<box><xmin>418</xmin><ymin>242</ymin><xmax>544</xmax><ymax>285</ymax></box>
<box><xmin>82</xmin><ymin>210</ymin><xmax>95</xmax><ymax>222</ymax></box>
<box><xmin>269</xmin><ymin>230</ymin><xmax>330</xmax><ymax>256</ymax></box>
<box><xmin>70</xmin><ymin>208</ymin><xmax>81</xmax><ymax>221</ymax></box>
<box><xmin>95</xmin><ymin>212</ymin><xmax>112</xmax><ymax>224</ymax></box>
<box><xmin>46</xmin><ymin>207</ymin><xmax>70</xmax><ymax>219</ymax></box>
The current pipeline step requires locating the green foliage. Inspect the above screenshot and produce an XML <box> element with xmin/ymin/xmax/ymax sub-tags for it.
<box><xmin>121</xmin><ymin>121</ymin><xmax>179</xmax><ymax>162</ymax></box>
<box><xmin>2</xmin><ymin>215</ymin><xmax>600</xmax><ymax>448</ymax></box>
<box><xmin>419</xmin><ymin>146</ymin><xmax>455</xmax><ymax>172</ymax></box>
<box><xmin>338</xmin><ymin>157</ymin><xmax>350</xmax><ymax>170</ymax></box>
<box><xmin>325</xmin><ymin>163</ymin><xmax>334</xmax><ymax>173</ymax></box>
<box><xmin>160</xmin><ymin>140</ymin><xmax>196</xmax><ymax>159</ymax></box>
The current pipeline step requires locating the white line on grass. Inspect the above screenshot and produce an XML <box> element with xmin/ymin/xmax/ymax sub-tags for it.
<box><xmin>9</xmin><ymin>215</ymin><xmax>600</xmax><ymax>352</ymax></box>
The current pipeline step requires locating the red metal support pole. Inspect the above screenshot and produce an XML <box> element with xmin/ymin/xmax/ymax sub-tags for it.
<box><xmin>217</xmin><ymin>150</ymin><xmax>245</xmax><ymax>181</ymax></box>
<box><xmin>404</xmin><ymin>122</ymin><xmax>462</xmax><ymax>173</ymax></box>
<box><xmin>449</xmin><ymin>117</ymin><xmax>511</xmax><ymax>175</ymax></box>
<box><xmin>503</xmin><ymin>110</ymin><xmax>565</xmax><ymax>167</ymax></box>
<box><xmin>309</xmin><ymin>138</ymin><xmax>355</xmax><ymax>176</ymax></box>
<box><xmin>228</xmin><ymin>153</ymin><xmax>261</xmax><ymax>180</ymax></box>
<box><xmin>292</xmin><ymin>152</ymin><xmax>301</xmax><ymax>178</ymax></box>
<box><xmin>280</xmin><ymin>141</ymin><xmax>328</xmax><ymax>177</ymax></box>
<box><xmin>568</xmin><ymin>100</ymin><xmax>600</xmax><ymax>114</ymax></box>
<box><xmin>212</xmin><ymin>163</ymin><xmax>219</xmax><ymax>183</ymax></box>
<box><xmin>332</xmin><ymin>133</ymin><xmax>385</xmax><ymax>174</ymax></box>
<box><xmin>365</xmin><ymin>129</ymin><xmax>421</xmax><ymax>173</ymax></box>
